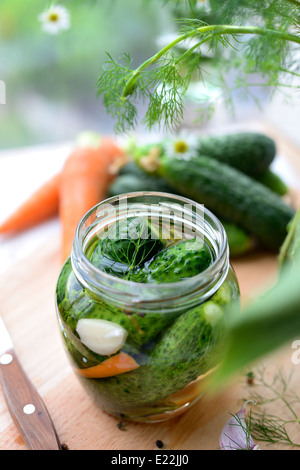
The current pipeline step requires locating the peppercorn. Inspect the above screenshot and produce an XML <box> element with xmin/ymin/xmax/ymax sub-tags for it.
<box><xmin>246</xmin><ymin>371</ymin><xmax>255</xmax><ymax>385</ymax></box>
<box><xmin>117</xmin><ymin>420</ymin><xmax>127</xmax><ymax>431</ymax></box>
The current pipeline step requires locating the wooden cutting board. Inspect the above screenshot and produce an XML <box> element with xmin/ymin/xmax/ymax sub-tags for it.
<box><xmin>0</xmin><ymin>217</ymin><xmax>299</xmax><ymax>451</ymax></box>
<box><xmin>1</xmin><ymin>124</ymin><xmax>300</xmax><ymax>450</ymax></box>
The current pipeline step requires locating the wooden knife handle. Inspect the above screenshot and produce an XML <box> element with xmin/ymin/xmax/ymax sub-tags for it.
<box><xmin>0</xmin><ymin>348</ymin><xmax>61</xmax><ymax>450</ymax></box>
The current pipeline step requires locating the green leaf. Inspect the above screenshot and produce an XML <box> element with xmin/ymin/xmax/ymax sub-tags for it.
<box><xmin>279</xmin><ymin>208</ymin><xmax>300</xmax><ymax>269</ymax></box>
<box><xmin>210</xmin><ymin>255</ymin><xmax>300</xmax><ymax>388</ymax></box>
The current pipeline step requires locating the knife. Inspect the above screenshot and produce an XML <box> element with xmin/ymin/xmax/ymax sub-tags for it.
<box><xmin>0</xmin><ymin>315</ymin><xmax>61</xmax><ymax>450</ymax></box>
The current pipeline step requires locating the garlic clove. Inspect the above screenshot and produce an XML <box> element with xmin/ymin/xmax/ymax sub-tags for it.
<box><xmin>76</xmin><ymin>318</ymin><xmax>128</xmax><ymax>356</ymax></box>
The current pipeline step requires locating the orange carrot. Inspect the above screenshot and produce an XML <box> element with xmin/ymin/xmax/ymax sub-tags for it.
<box><xmin>75</xmin><ymin>352</ymin><xmax>139</xmax><ymax>378</ymax></box>
<box><xmin>0</xmin><ymin>173</ymin><xmax>60</xmax><ymax>235</ymax></box>
<box><xmin>59</xmin><ymin>137</ymin><xmax>123</xmax><ymax>262</ymax></box>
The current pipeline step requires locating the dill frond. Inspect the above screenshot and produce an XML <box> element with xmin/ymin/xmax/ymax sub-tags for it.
<box><xmin>242</xmin><ymin>367</ymin><xmax>300</xmax><ymax>448</ymax></box>
<box><xmin>97</xmin><ymin>0</ymin><xmax>300</xmax><ymax>132</ymax></box>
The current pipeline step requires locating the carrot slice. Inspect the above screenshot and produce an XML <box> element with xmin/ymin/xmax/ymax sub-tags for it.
<box><xmin>59</xmin><ymin>137</ymin><xmax>123</xmax><ymax>262</ymax></box>
<box><xmin>0</xmin><ymin>173</ymin><xmax>60</xmax><ymax>235</ymax></box>
<box><xmin>76</xmin><ymin>352</ymin><xmax>139</xmax><ymax>378</ymax></box>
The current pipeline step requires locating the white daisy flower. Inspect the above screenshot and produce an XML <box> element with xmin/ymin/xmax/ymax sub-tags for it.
<box><xmin>164</xmin><ymin>133</ymin><xmax>199</xmax><ymax>159</ymax></box>
<box><xmin>38</xmin><ymin>5</ymin><xmax>70</xmax><ymax>35</ymax></box>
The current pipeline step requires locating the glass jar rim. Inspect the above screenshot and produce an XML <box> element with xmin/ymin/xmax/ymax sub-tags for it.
<box><xmin>71</xmin><ymin>192</ymin><xmax>229</xmax><ymax>310</ymax></box>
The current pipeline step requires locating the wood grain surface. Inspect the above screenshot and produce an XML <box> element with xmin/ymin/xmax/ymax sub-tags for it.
<box><xmin>1</xmin><ymin>124</ymin><xmax>300</xmax><ymax>451</ymax></box>
<box><xmin>0</xmin><ymin>232</ymin><xmax>299</xmax><ymax>451</ymax></box>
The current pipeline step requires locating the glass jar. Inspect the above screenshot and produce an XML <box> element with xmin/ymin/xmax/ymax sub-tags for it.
<box><xmin>55</xmin><ymin>192</ymin><xmax>240</xmax><ymax>423</ymax></box>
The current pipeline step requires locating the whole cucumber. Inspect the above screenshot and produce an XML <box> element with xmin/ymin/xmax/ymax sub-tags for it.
<box><xmin>148</xmin><ymin>154</ymin><xmax>295</xmax><ymax>250</ymax></box>
<box><xmin>108</xmin><ymin>172</ymin><xmax>175</xmax><ymax>198</ymax></box>
<box><xmin>76</xmin><ymin>280</ymin><xmax>236</xmax><ymax>411</ymax></box>
<box><xmin>135</xmin><ymin>132</ymin><xmax>276</xmax><ymax>177</ymax></box>
<box><xmin>118</xmin><ymin>161</ymin><xmax>149</xmax><ymax>177</ymax></box>
<box><xmin>195</xmin><ymin>132</ymin><xmax>276</xmax><ymax>177</ymax></box>
<box><xmin>255</xmin><ymin>169</ymin><xmax>288</xmax><ymax>196</ymax></box>
<box><xmin>57</xmin><ymin>259</ymin><xmax>183</xmax><ymax>349</ymax></box>
<box><xmin>109</xmin><ymin>169</ymin><xmax>254</xmax><ymax>258</ymax></box>
<box><xmin>130</xmin><ymin>238</ymin><xmax>213</xmax><ymax>284</ymax></box>
<box><xmin>221</xmin><ymin>221</ymin><xmax>253</xmax><ymax>257</ymax></box>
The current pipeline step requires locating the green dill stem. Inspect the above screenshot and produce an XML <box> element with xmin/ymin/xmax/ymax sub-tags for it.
<box><xmin>270</xmin><ymin>390</ymin><xmax>298</xmax><ymax>422</ymax></box>
<box><xmin>243</xmin><ymin>368</ymin><xmax>300</xmax><ymax>447</ymax></box>
<box><xmin>255</xmin><ymin>370</ymin><xmax>300</xmax><ymax>425</ymax></box>
<box><xmin>122</xmin><ymin>24</ymin><xmax>300</xmax><ymax>98</ymax></box>
<box><xmin>279</xmin><ymin>67</ymin><xmax>300</xmax><ymax>78</ymax></box>
<box><xmin>124</xmin><ymin>237</ymin><xmax>141</xmax><ymax>280</ymax></box>
<box><xmin>122</xmin><ymin>30</ymin><xmax>199</xmax><ymax>97</ymax></box>
<box><xmin>279</xmin><ymin>394</ymin><xmax>300</xmax><ymax>423</ymax></box>
<box><xmin>174</xmin><ymin>34</ymin><xmax>214</xmax><ymax>65</ymax></box>
<box><xmin>286</xmin><ymin>0</ymin><xmax>300</xmax><ymax>6</ymax></box>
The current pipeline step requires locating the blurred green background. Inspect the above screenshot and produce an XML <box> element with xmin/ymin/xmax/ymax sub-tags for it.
<box><xmin>0</xmin><ymin>0</ymin><xmax>173</xmax><ymax>149</ymax></box>
<box><xmin>2</xmin><ymin>0</ymin><xmax>297</xmax><ymax>152</ymax></box>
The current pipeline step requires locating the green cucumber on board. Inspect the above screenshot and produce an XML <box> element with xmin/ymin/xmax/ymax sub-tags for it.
<box><xmin>194</xmin><ymin>132</ymin><xmax>276</xmax><ymax>177</ymax></box>
<box><xmin>255</xmin><ymin>170</ymin><xmax>288</xmax><ymax>196</ymax></box>
<box><xmin>134</xmin><ymin>132</ymin><xmax>276</xmax><ymax>178</ymax></box>
<box><xmin>108</xmin><ymin>170</ymin><xmax>254</xmax><ymax>258</ymax></box>
<box><xmin>221</xmin><ymin>221</ymin><xmax>253</xmax><ymax>257</ymax></box>
<box><xmin>118</xmin><ymin>161</ymin><xmax>149</xmax><ymax>177</ymax></box>
<box><xmin>135</xmin><ymin>153</ymin><xmax>295</xmax><ymax>251</ymax></box>
<box><xmin>108</xmin><ymin>172</ymin><xmax>175</xmax><ymax>198</ymax></box>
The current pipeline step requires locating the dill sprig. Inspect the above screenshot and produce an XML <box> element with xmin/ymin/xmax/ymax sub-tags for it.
<box><xmin>97</xmin><ymin>217</ymin><xmax>164</xmax><ymax>280</ymax></box>
<box><xmin>249</xmin><ymin>410</ymin><xmax>299</xmax><ymax>447</ymax></box>
<box><xmin>98</xmin><ymin>0</ymin><xmax>300</xmax><ymax>132</ymax></box>
<box><xmin>242</xmin><ymin>367</ymin><xmax>300</xmax><ymax>448</ymax></box>
<box><xmin>116</xmin><ymin>218</ymin><xmax>159</xmax><ymax>279</ymax></box>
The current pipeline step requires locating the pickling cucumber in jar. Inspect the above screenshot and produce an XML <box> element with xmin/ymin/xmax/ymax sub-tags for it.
<box><xmin>55</xmin><ymin>192</ymin><xmax>240</xmax><ymax>422</ymax></box>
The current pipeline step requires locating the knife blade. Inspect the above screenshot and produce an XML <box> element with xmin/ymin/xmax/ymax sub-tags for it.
<box><xmin>0</xmin><ymin>315</ymin><xmax>62</xmax><ymax>450</ymax></box>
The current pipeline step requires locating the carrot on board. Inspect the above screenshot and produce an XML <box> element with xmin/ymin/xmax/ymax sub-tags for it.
<box><xmin>59</xmin><ymin>137</ymin><xmax>124</xmax><ymax>263</ymax></box>
<box><xmin>75</xmin><ymin>352</ymin><xmax>139</xmax><ymax>379</ymax></box>
<box><xmin>0</xmin><ymin>173</ymin><xmax>60</xmax><ymax>235</ymax></box>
